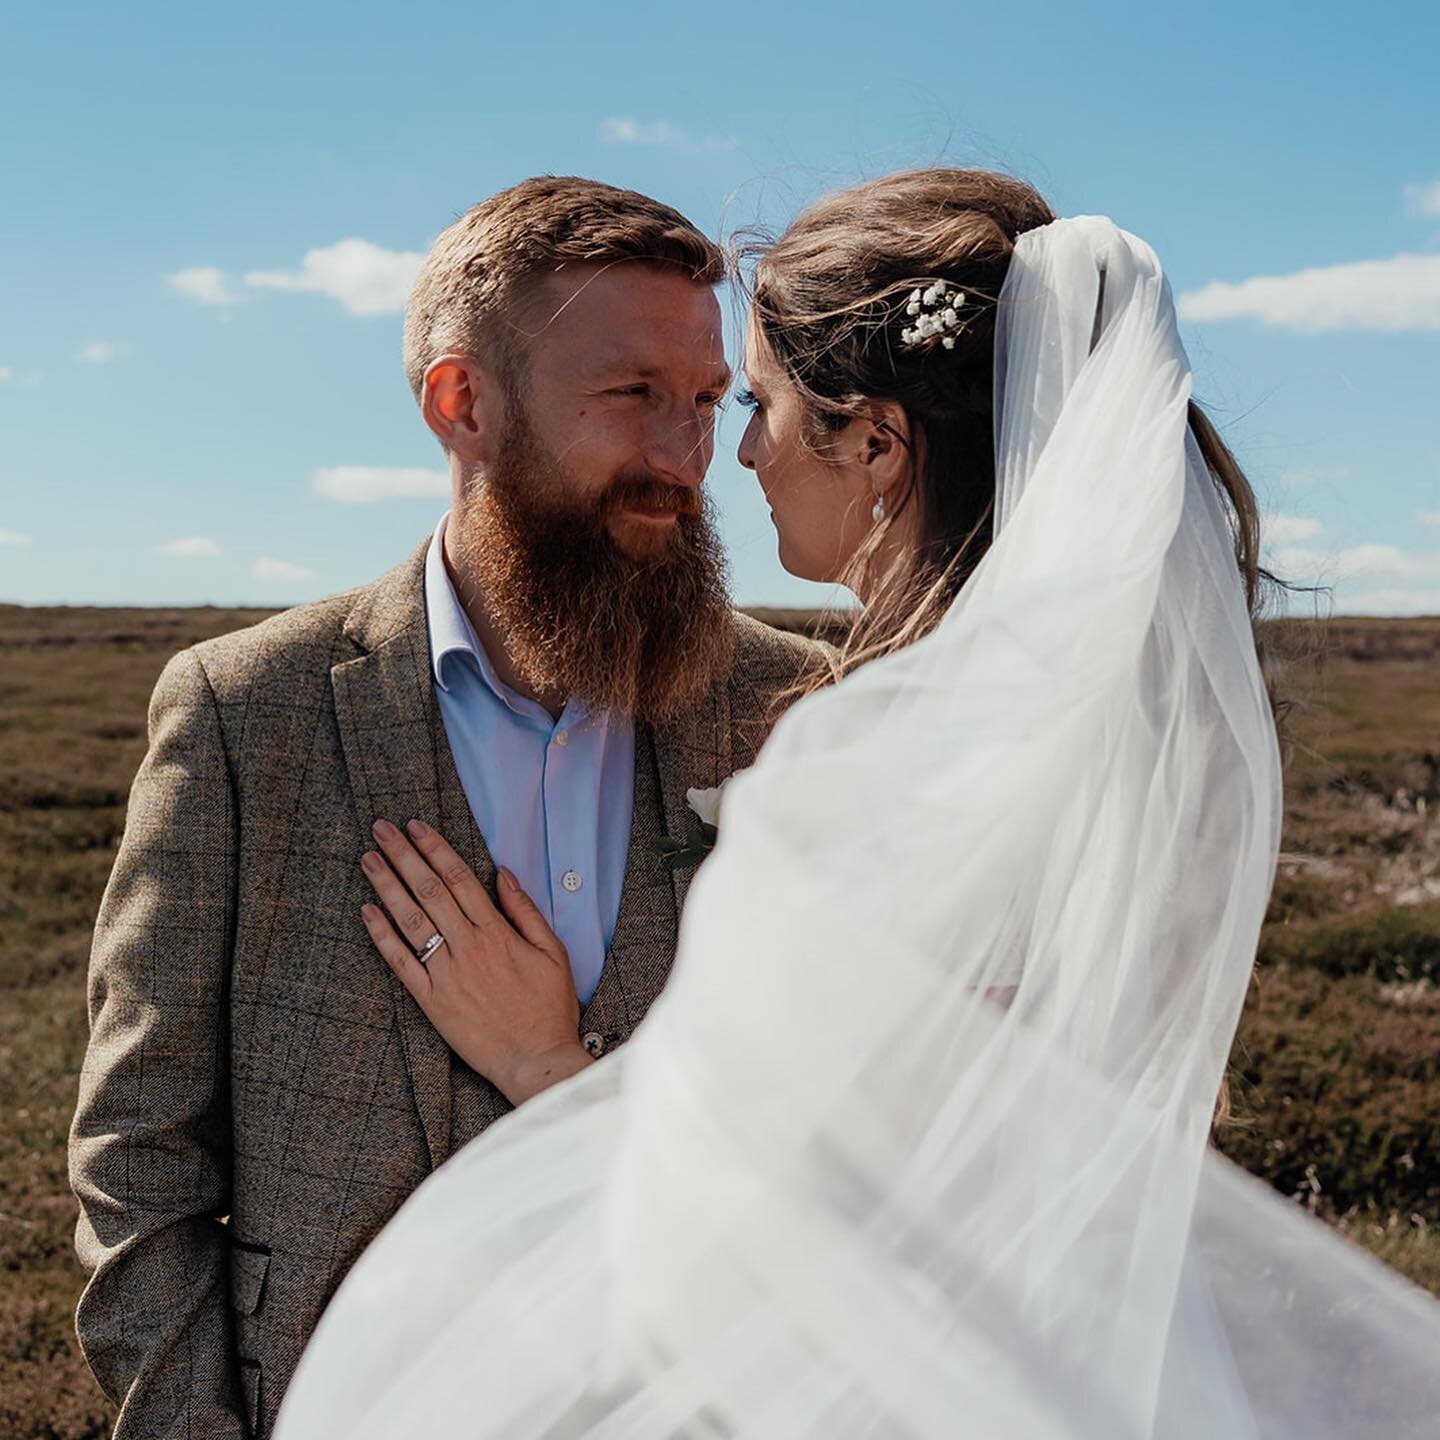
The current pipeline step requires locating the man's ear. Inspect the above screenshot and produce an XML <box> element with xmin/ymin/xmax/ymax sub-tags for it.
<box><xmin>421</xmin><ymin>354</ymin><xmax>505</xmax><ymax>464</ymax></box>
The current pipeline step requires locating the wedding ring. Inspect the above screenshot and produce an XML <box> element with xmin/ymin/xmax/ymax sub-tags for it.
<box><xmin>416</xmin><ymin>932</ymin><xmax>446</xmax><ymax>965</ymax></box>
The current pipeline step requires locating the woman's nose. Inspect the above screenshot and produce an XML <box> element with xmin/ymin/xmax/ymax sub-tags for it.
<box><xmin>737</xmin><ymin>412</ymin><xmax>759</xmax><ymax>471</ymax></box>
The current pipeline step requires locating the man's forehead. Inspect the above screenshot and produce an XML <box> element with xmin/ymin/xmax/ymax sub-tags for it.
<box><xmin>520</xmin><ymin>266</ymin><xmax>727</xmax><ymax>379</ymax></box>
<box><xmin>537</xmin><ymin>264</ymin><xmax>720</xmax><ymax>330</ymax></box>
<box><xmin>582</xmin><ymin>341</ymin><xmax>730</xmax><ymax>380</ymax></box>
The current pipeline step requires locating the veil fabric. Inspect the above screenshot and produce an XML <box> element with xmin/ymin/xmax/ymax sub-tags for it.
<box><xmin>276</xmin><ymin>218</ymin><xmax>1440</xmax><ymax>1438</ymax></box>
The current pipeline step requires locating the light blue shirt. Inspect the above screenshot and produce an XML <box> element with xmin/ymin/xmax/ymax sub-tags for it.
<box><xmin>423</xmin><ymin>514</ymin><xmax>636</xmax><ymax>1005</ymax></box>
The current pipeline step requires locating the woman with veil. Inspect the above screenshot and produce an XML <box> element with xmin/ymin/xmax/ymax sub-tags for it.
<box><xmin>276</xmin><ymin>171</ymin><xmax>1440</xmax><ymax>1438</ymax></box>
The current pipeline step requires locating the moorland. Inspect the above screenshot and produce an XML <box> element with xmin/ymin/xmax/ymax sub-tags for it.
<box><xmin>1</xmin><ymin>603</ymin><xmax>1437</xmax><ymax>1437</ymax></box>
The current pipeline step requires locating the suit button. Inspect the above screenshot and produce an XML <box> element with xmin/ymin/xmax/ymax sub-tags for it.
<box><xmin>582</xmin><ymin>1032</ymin><xmax>605</xmax><ymax>1057</ymax></box>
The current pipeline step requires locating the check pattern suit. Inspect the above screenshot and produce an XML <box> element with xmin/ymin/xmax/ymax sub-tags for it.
<box><xmin>68</xmin><ymin>538</ymin><xmax>825</xmax><ymax>1439</ymax></box>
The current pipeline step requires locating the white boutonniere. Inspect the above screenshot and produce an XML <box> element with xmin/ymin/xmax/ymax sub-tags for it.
<box><xmin>654</xmin><ymin>775</ymin><xmax>740</xmax><ymax>872</ymax></box>
<box><xmin>685</xmin><ymin>784</ymin><xmax>727</xmax><ymax>829</ymax></box>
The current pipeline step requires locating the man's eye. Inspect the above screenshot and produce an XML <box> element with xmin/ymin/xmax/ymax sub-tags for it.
<box><xmin>613</xmin><ymin>384</ymin><xmax>650</xmax><ymax>398</ymax></box>
<box><xmin>698</xmin><ymin>392</ymin><xmax>723</xmax><ymax>409</ymax></box>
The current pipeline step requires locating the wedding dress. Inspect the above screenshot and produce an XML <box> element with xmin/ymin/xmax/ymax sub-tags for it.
<box><xmin>276</xmin><ymin>218</ymin><xmax>1440</xmax><ymax>1438</ymax></box>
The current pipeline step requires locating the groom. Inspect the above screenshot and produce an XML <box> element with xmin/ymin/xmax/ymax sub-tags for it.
<box><xmin>69</xmin><ymin>176</ymin><xmax>825</xmax><ymax>1439</ymax></box>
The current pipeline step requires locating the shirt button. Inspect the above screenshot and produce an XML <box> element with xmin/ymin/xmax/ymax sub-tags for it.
<box><xmin>582</xmin><ymin>1032</ymin><xmax>605</xmax><ymax>1057</ymax></box>
<box><xmin>552</xmin><ymin>729</ymin><xmax>569</xmax><ymax>747</ymax></box>
<box><xmin>561</xmin><ymin>870</ymin><xmax>583</xmax><ymax>893</ymax></box>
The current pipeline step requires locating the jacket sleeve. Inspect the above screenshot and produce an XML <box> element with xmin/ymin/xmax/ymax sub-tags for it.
<box><xmin>69</xmin><ymin>645</ymin><xmax>248</xmax><ymax>1438</ymax></box>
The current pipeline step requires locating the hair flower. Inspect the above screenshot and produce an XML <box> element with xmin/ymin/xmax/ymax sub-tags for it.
<box><xmin>898</xmin><ymin>280</ymin><xmax>970</xmax><ymax>353</ymax></box>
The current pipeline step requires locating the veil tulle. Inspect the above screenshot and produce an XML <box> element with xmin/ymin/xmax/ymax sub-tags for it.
<box><xmin>276</xmin><ymin>218</ymin><xmax>1440</xmax><ymax>1438</ymax></box>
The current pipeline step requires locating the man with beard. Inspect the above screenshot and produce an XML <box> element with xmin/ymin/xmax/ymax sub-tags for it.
<box><xmin>69</xmin><ymin>177</ymin><xmax>826</xmax><ymax>1440</ymax></box>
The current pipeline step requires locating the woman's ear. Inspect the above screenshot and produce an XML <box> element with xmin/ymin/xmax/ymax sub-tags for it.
<box><xmin>421</xmin><ymin>354</ymin><xmax>505</xmax><ymax>464</ymax></box>
<box><xmin>856</xmin><ymin>401</ymin><xmax>912</xmax><ymax>499</ymax></box>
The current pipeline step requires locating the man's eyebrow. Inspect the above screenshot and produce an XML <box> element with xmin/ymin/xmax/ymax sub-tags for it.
<box><xmin>587</xmin><ymin>358</ymin><xmax>733</xmax><ymax>390</ymax></box>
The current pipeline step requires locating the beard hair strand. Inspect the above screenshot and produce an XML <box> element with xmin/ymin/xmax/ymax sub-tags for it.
<box><xmin>452</xmin><ymin>414</ymin><xmax>735</xmax><ymax>725</ymax></box>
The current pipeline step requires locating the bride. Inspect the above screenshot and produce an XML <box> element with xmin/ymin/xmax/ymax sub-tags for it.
<box><xmin>276</xmin><ymin>170</ymin><xmax>1440</xmax><ymax>1437</ymax></box>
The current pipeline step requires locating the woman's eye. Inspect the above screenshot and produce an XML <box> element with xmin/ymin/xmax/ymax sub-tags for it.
<box><xmin>735</xmin><ymin>387</ymin><xmax>761</xmax><ymax>412</ymax></box>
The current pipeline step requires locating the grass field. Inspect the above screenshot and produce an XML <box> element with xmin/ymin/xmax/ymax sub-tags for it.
<box><xmin>2</xmin><ymin>603</ymin><xmax>1438</xmax><ymax>1436</ymax></box>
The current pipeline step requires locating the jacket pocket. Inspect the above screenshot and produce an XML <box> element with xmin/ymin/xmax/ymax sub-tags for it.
<box><xmin>238</xmin><ymin>1358</ymin><xmax>262</xmax><ymax>1436</ymax></box>
<box><xmin>229</xmin><ymin>1241</ymin><xmax>271</xmax><ymax>1316</ymax></box>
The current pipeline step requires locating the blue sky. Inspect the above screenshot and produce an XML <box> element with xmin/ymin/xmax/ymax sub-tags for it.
<box><xmin>2</xmin><ymin>1</ymin><xmax>1436</xmax><ymax>612</ymax></box>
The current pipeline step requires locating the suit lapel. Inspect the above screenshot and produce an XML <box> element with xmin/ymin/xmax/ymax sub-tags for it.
<box><xmin>579</xmin><ymin>670</ymin><xmax>732</xmax><ymax>1048</ymax></box>
<box><xmin>578</xmin><ymin>725</ymin><xmax>669</xmax><ymax>1043</ymax></box>
<box><xmin>331</xmin><ymin>541</ymin><xmax>493</xmax><ymax>1170</ymax></box>
<box><xmin>653</xmin><ymin>681</ymin><xmax>730</xmax><ymax>916</ymax></box>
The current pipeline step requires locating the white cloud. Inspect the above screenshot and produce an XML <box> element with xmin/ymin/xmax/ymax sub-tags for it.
<box><xmin>245</xmin><ymin>239</ymin><xmax>424</xmax><ymax>316</ymax></box>
<box><xmin>1342</xmin><ymin>588</ymin><xmax>1440</xmax><ymax>616</ymax></box>
<box><xmin>1271</xmin><ymin>542</ymin><xmax>1440</xmax><ymax>584</ymax></box>
<box><xmin>598</xmin><ymin>116</ymin><xmax>736</xmax><ymax>152</ymax></box>
<box><xmin>1404</xmin><ymin>180</ymin><xmax>1440</xmax><ymax>219</ymax></box>
<box><xmin>253</xmin><ymin>557</ymin><xmax>316</xmax><ymax>584</ymax></box>
<box><xmin>1177</xmin><ymin>251</ymin><xmax>1440</xmax><ymax>332</ymax></box>
<box><xmin>161</xmin><ymin>536</ymin><xmax>222</xmax><ymax>557</ymax></box>
<box><xmin>1416</xmin><ymin>509</ymin><xmax>1440</xmax><ymax>526</ymax></box>
<box><xmin>0</xmin><ymin>530</ymin><xmax>31</xmax><ymax>546</ymax></box>
<box><xmin>311</xmin><ymin>466</ymin><xmax>450</xmax><ymax>504</ymax></box>
<box><xmin>1264</xmin><ymin>513</ymin><xmax>1323</xmax><ymax>543</ymax></box>
<box><xmin>77</xmin><ymin>340</ymin><xmax>133</xmax><ymax>364</ymax></box>
<box><xmin>1268</xmin><ymin>539</ymin><xmax>1440</xmax><ymax>615</ymax></box>
<box><xmin>0</xmin><ymin>366</ymin><xmax>11</xmax><ymax>382</ymax></box>
<box><xmin>1267</xmin><ymin>544</ymin><xmax>1331</xmax><ymax>579</ymax></box>
<box><xmin>167</xmin><ymin>266</ymin><xmax>244</xmax><ymax>307</ymax></box>
<box><xmin>1339</xmin><ymin>543</ymin><xmax>1430</xmax><ymax>577</ymax></box>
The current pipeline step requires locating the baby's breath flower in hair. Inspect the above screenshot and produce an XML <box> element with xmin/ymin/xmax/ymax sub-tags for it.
<box><xmin>899</xmin><ymin>279</ymin><xmax>969</xmax><ymax>352</ymax></box>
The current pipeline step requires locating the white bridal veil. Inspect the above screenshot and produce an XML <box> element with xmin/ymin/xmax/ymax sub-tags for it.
<box><xmin>277</xmin><ymin>219</ymin><xmax>1440</xmax><ymax>1438</ymax></box>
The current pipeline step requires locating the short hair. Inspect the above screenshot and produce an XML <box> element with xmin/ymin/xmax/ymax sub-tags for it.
<box><xmin>403</xmin><ymin>176</ymin><xmax>727</xmax><ymax>401</ymax></box>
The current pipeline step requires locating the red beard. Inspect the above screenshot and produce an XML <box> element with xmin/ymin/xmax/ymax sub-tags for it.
<box><xmin>450</xmin><ymin>406</ymin><xmax>734</xmax><ymax>725</ymax></box>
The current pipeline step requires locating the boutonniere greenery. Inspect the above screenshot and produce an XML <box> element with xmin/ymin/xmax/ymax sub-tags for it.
<box><xmin>654</xmin><ymin>781</ymin><xmax>730</xmax><ymax>873</ymax></box>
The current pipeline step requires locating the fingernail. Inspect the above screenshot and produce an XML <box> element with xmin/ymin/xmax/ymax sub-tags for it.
<box><xmin>498</xmin><ymin>866</ymin><xmax>516</xmax><ymax>889</ymax></box>
<box><xmin>361</xmin><ymin>903</ymin><xmax>378</xmax><ymax>920</ymax></box>
<box><xmin>361</xmin><ymin>851</ymin><xmax>380</xmax><ymax>871</ymax></box>
<box><xmin>407</xmin><ymin>818</ymin><xmax>431</xmax><ymax>838</ymax></box>
<box><xmin>373</xmin><ymin>819</ymin><xmax>398</xmax><ymax>840</ymax></box>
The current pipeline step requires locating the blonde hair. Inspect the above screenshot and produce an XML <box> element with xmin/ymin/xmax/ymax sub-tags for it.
<box><xmin>403</xmin><ymin>176</ymin><xmax>726</xmax><ymax>401</ymax></box>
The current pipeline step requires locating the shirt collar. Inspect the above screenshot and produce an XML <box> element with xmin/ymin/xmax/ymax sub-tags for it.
<box><xmin>424</xmin><ymin>512</ymin><xmax>591</xmax><ymax>725</ymax></box>
<box><xmin>424</xmin><ymin>512</ymin><xmax>486</xmax><ymax>694</ymax></box>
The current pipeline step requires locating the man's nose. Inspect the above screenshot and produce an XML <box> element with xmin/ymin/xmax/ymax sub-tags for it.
<box><xmin>647</xmin><ymin>411</ymin><xmax>711</xmax><ymax>489</ymax></box>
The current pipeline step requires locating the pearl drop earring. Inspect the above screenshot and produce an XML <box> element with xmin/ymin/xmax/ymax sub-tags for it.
<box><xmin>872</xmin><ymin>496</ymin><xmax>887</xmax><ymax>522</ymax></box>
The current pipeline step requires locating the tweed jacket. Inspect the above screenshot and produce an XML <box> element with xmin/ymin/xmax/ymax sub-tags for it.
<box><xmin>69</xmin><ymin>538</ymin><xmax>824</xmax><ymax>1439</ymax></box>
